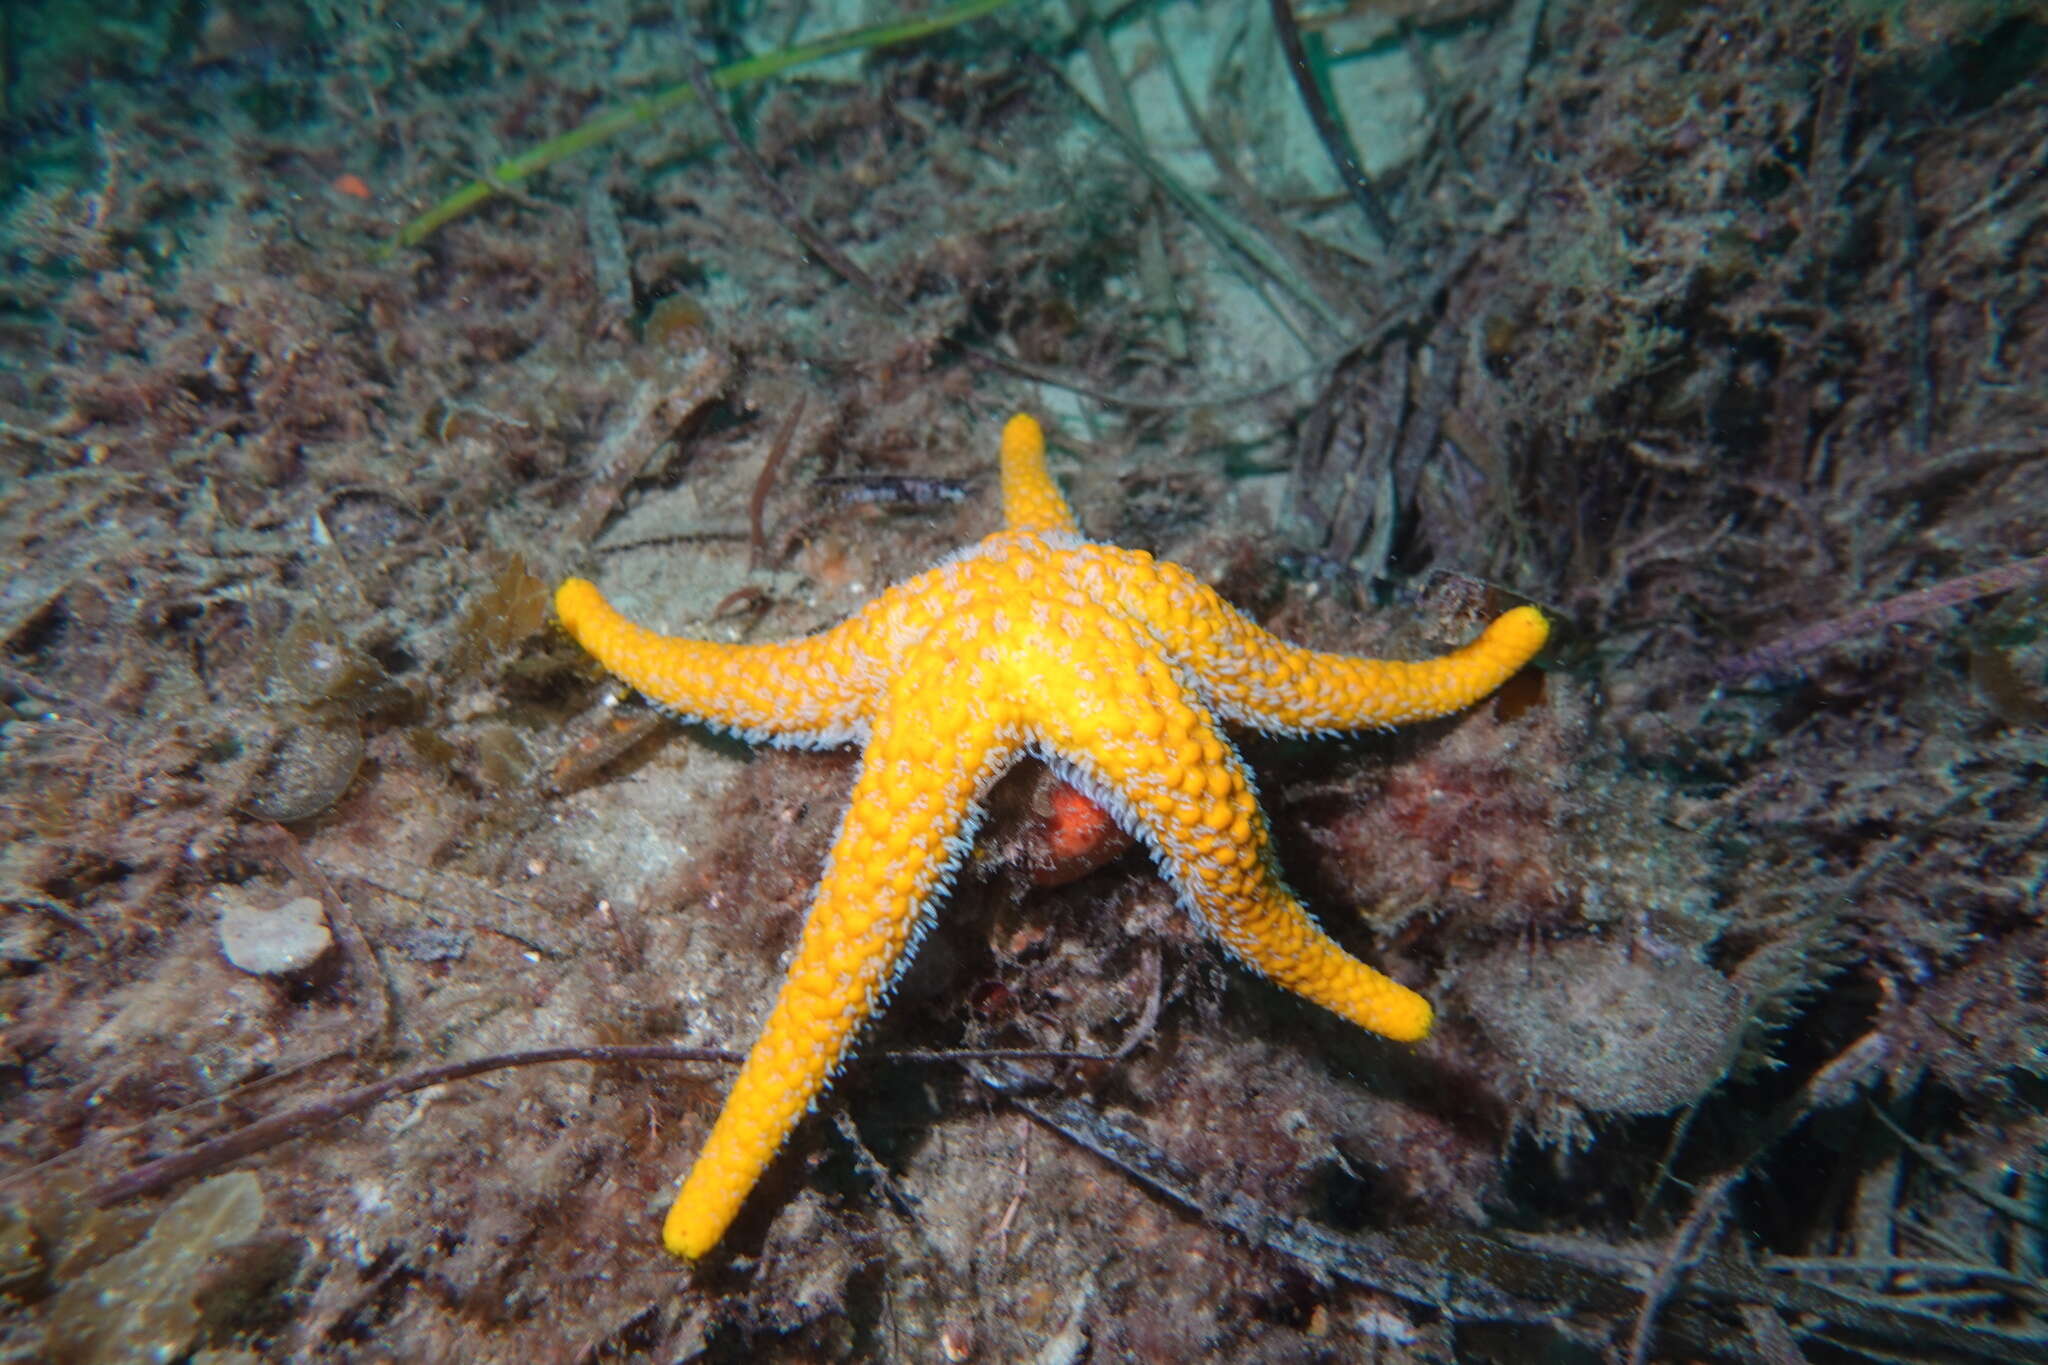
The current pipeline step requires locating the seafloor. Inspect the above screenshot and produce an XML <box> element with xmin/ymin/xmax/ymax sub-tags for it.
<box><xmin>2</xmin><ymin>1</ymin><xmax>2045</xmax><ymax>1361</ymax></box>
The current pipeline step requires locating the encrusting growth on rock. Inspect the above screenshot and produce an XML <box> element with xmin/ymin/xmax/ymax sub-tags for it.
<box><xmin>554</xmin><ymin>413</ymin><xmax>1550</xmax><ymax>1260</ymax></box>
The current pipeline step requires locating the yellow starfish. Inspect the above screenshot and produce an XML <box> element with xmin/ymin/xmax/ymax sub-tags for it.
<box><xmin>555</xmin><ymin>413</ymin><xmax>1549</xmax><ymax>1259</ymax></box>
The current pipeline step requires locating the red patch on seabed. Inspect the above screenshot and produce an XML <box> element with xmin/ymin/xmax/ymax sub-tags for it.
<box><xmin>1044</xmin><ymin>785</ymin><xmax>1113</xmax><ymax>860</ymax></box>
<box><xmin>1028</xmin><ymin>781</ymin><xmax>1135</xmax><ymax>886</ymax></box>
<box><xmin>1315</xmin><ymin>749</ymin><xmax>1566</xmax><ymax>919</ymax></box>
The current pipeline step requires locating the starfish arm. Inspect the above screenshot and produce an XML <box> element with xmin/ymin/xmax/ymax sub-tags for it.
<box><xmin>663</xmin><ymin>674</ymin><xmax>1022</xmax><ymax>1259</ymax></box>
<box><xmin>555</xmin><ymin>578</ymin><xmax>873</xmax><ymax>744</ymax></box>
<box><xmin>1208</xmin><ymin>602</ymin><xmax>1550</xmax><ymax>731</ymax></box>
<box><xmin>999</xmin><ymin>413</ymin><xmax>1080</xmax><ymax>536</ymax></box>
<box><xmin>1090</xmin><ymin>549</ymin><xmax>1548</xmax><ymax>731</ymax></box>
<box><xmin>1019</xmin><ymin>615</ymin><xmax>1432</xmax><ymax>1042</ymax></box>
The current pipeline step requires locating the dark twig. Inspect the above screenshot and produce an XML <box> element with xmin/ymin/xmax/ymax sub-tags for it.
<box><xmin>92</xmin><ymin>1041</ymin><xmax>1107</xmax><ymax>1208</ymax></box>
<box><xmin>1715</xmin><ymin>552</ymin><xmax>2048</xmax><ymax>680</ymax></box>
<box><xmin>1029</xmin><ymin>49</ymin><xmax>1351</xmax><ymax>336</ymax></box>
<box><xmin>0</xmin><ymin>1054</ymin><xmax>344</xmax><ymax>1199</ymax></box>
<box><xmin>544</xmin><ymin>691</ymin><xmax>676</xmax><ymax>796</ymax></box>
<box><xmin>1866</xmin><ymin>1103</ymin><xmax>2048</xmax><ymax>1238</ymax></box>
<box><xmin>265</xmin><ymin>822</ymin><xmax>392</xmax><ymax>1050</ymax></box>
<box><xmin>1874</xmin><ymin>439</ymin><xmax>2046</xmax><ymax>496</ymax></box>
<box><xmin>1392</xmin><ymin>343</ymin><xmax>1460</xmax><ymax>527</ymax></box>
<box><xmin>582</xmin><ymin>173</ymin><xmax>634</xmax><ymax>340</ymax></box>
<box><xmin>1895</xmin><ymin>159</ymin><xmax>1934</xmax><ymax>458</ymax></box>
<box><xmin>678</xmin><ymin>28</ymin><xmax>884</xmax><ymax>301</ymax></box>
<box><xmin>1144</xmin><ymin>6</ymin><xmax>1337</xmax><ymax>347</ymax></box>
<box><xmin>1684</xmin><ymin>1257</ymin><xmax>2048</xmax><ymax>1362</ymax></box>
<box><xmin>689</xmin><ymin>28</ymin><xmax>1332</xmax><ymax>411</ymax></box>
<box><xmin>563</xmin><ymin>348</ymin><xmax>731</xmax><ymax>547</ymax></box>
<box><xmin>0</xmin><ymin>659</ymin><xmax>130</xmax><ymax>737</ymax></box>
<box><xmin>1267</xmin><ymin>0</ymin><xmax>1398</xmax><ymax>246</ymax></box>
<box><xmin>980</xmin><ymin>1068</ymin><xmax>2048</xmax><ymax>1359</ymax></box>
<box><xmin>970</xmin><ymin>1062</ymin><xmax>1557</xmax><ymax>1321</ymax></box>
<box><xmin>709</xmin><ymin>585</ymin><xmax>773</xmax><ymax>620</ymax></box>
<box><xmin>1398</xmin><ymin>21</ymin><xmax>1472</xmax><ymax>177</ymax></box>
<box><xmin>882</xmin><ymin>1045</ymin><xmax>1126</xmax><ymax>1065</ymax></box>
<box><xmin>3</xmin><ymin>894</ymin><xmax>103</xmax><ymax>949</ymax></box>
<box><xmin>817</xmin><ymin>474</ymin><xmax>970</xmax><ymax>508</ymax></box>
<box><xmin>1625</xmin><ymin>1170</ymin><xmax>1737</xmax><ymax>1365</ymax></box>
<box><xmin>687</xmin><ymin>20</ymin><xmax>1407</xmax><ymax>411</ymax></box>
<box><xmin>747</xmin><ymin>394</ymin><xmax>807</xmax><ymax>571</ymax></box>
<box><xmin>93</xmin><ymin>1044</ymin><xmax>741</xmax><ymax>1207</ymax></box>
<box><xmin>1739</xmin><ymin>1303</ymin><xmax>1813</xmax><ymax>1365</ymax></box>
<box><xmin>1110</xmin><ymin>945</ymin><xmax>1163</xmax><ymax>1061</ymax></box>
<box><xmin>1064</xmin><ymin>0</ymin><xmax>1186</xmax><ymax>358</ymax></box>
<box><xmin>1478</xmin><ymin>0</ymin><xmax>1547</xmax><ymax>175</ymax></box>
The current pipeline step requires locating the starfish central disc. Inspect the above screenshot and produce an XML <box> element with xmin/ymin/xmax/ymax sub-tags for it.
<box><xmin>554</xmin><ymin>412</ymin><xmax>1550</xmax><ymax>1260</ymax></box>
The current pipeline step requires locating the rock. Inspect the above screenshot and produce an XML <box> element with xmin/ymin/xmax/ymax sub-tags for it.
<box><xmin>217</xmin><ymin>894</ymin><xmax>333</xmax><ymax>976</ymax></box>
<box><xmin>1463</xmin><ymin>935</ymin><xmax>1744</xmax><ymax>1116</ymax></box>
<box><xmin>48</xmin><ymin>1172</ymin><xmax>265</xmax><ymax>1365</ymax></box>
<box><xmin>239</xmin><ymin>709</ymin><xmax>364</xmax><ymax>822</ymax></box>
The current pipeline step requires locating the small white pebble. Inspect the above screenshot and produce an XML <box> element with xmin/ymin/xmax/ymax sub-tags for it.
<box><xmin>1354</xmin><ymin>1306</ymin><xmax>1419</xmax><ymax>1344</ymax></box>
<box><xmin>218</xmin><ymin>894</ymin><xmax>333</xmax><ymax>976</ymax></box>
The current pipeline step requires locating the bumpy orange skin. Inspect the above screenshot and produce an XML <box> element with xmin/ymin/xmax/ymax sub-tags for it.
<box><xmin>554</xmin><ymin>412</ymin><xmax>1550</xmax><ymax>1260</ymax></box>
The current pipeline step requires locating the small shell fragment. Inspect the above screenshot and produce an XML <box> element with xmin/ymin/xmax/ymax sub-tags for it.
<box><xmin>217</xmin><ymin>893</ymin><xmax>333</xmax><ymax>976</ymax></box>
<box><xmin>240</xmin><ymin>711</ymin><xmax>364</xmax><ymax>822</ymax></box>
